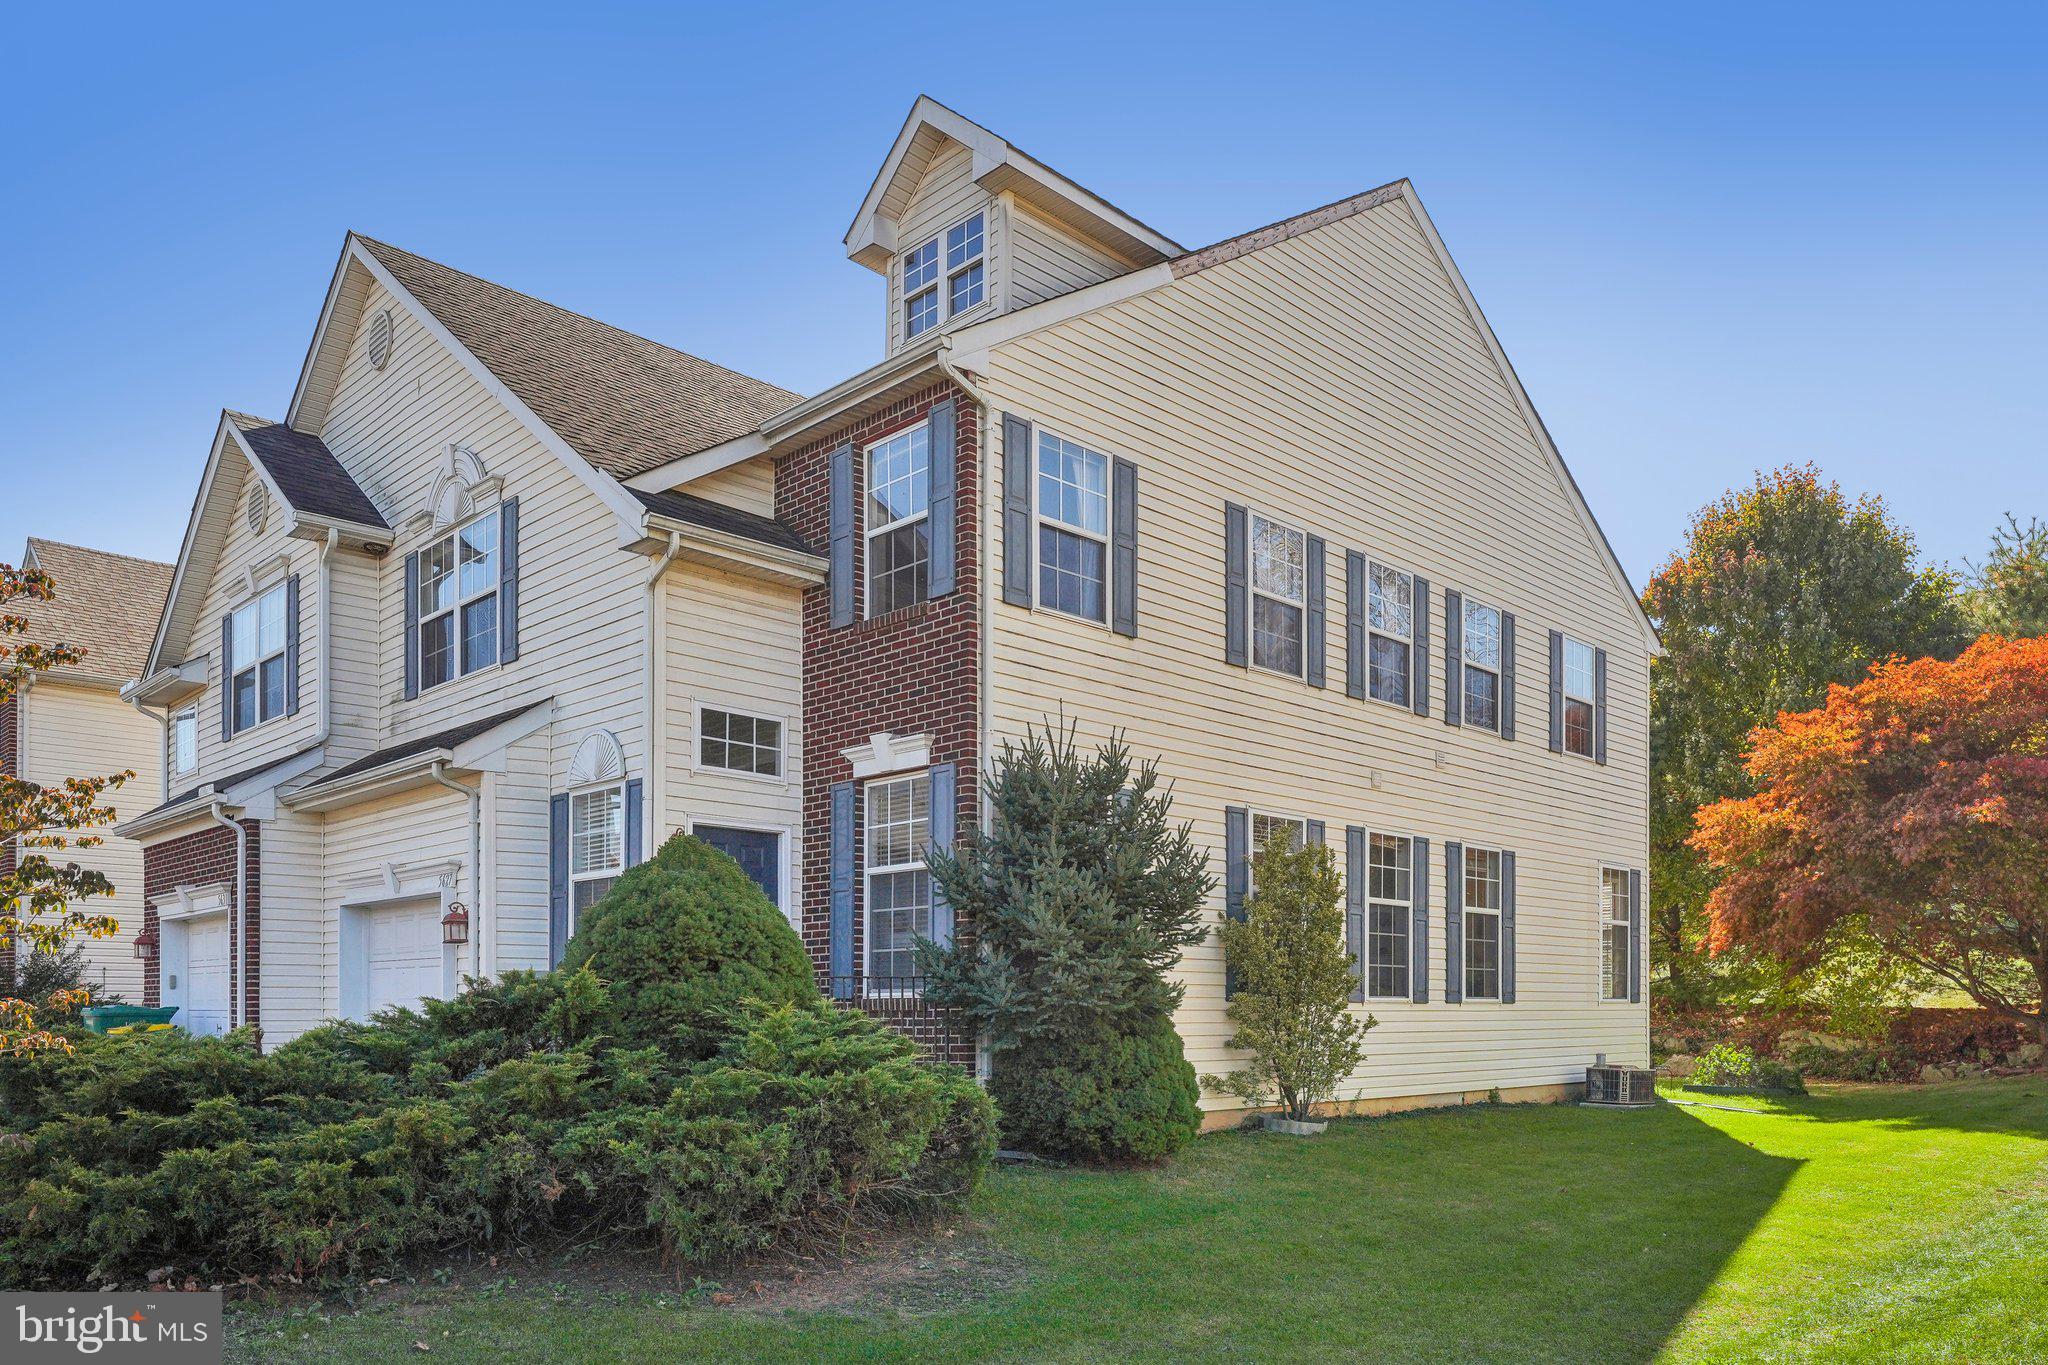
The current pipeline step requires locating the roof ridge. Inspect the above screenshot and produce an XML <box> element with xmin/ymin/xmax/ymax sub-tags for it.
<box><xmin>1172</xmin><ymin>179</ymin><xmax>1410</xmax><ymax>277</ymax></box>
<box><xmin>24</xmin><ymin>537</ymin><xmax>174</xmax><ymax>572</ymax></box>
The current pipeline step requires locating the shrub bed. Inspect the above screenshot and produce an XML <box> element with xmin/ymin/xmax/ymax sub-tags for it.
<box><xmin>1653</xmin><ymin>1005</ymin><xmax>2044</xmax><ymax>1082</ymax></box>
<box><xmin>0</xmin><ymin>835</ymin><xmax>994</xmax><ymax>1289</ymax></box>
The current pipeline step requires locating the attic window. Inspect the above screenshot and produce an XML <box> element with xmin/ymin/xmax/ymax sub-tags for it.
<box><xmin>902</xmin><ymin>211</ymin><xmax>985</xmax><ymax>340</ymax></box>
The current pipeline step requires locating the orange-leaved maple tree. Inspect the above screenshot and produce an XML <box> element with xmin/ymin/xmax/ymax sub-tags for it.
<box><xmin>1692</xmin><ymin>634</ymin><xmax>2048</xmax><ymax>1043</ymax></box>
<box><xmin>1</xmin><ymin>560</ymin><xmax>129</xmax><ymax>1055</ymax></box>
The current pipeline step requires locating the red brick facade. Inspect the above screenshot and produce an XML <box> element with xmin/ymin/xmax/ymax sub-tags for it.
<box><xmin>140</xmin><ymin>819</ymin><xmax>261</xmax><ymax>1034</ymax></box>
<box><xmin>778</xmin><ymin>379</ymin><xmax>982</xmax><ymax>1063</ymax></box>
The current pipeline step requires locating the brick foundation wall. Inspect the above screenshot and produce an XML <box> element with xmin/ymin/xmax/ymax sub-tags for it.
<box><xmin>779</xmin><ymin>379</ymin><xmax>982</xmax><ymax>1067</ymax></box>
<box><xmin>140</xmin><ymin>819</ymin><xmax>261</xmax><ymax>1032</ymax></box>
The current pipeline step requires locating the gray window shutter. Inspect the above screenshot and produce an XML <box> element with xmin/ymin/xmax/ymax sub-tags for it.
<box><xmin>1345</xmin><ymin>551</ymin><xmax>1366</xmax><ymax>700</ymax></box>
<box><xmin>402</xmin><ymin>551</ymin><xmax>420</xmax><ymax>700</ymax></box>
<box><xmin>1224</xmin><ymin>804</ymin><xmax>1249</xmax><ymax>996</ymax></box>
<box><xmin>624</xmin><ymin>778</ymin><xmax>644</xmax><ymax>868</ymax></box>
<box><xmin>927</xmin><ymin>762</ymin><xmax>957</xmax><ymax>947</ymax></box>
<box><xmin>548</xmin><ymin>793</ymin><xmax>569</xmax><ymax>967</ymax></box>
<box><xmin>1306</xmin><ymin>534</ymin><xmax>1327</xmax><ymax>688</ymax></box>
<box><xmin>1628</xmin><ymin>867</ymin><xmax>1643</xmax><ymax>1003</ymax></box>
<box><xmin>927</xmin><ymin>400</ymin><xmax>956</xmax><ymax>598</ymax></box>
<box><xmin>829</xmin><ymin>780</ymin><xmax>856</xmax><ymax>998</ymax></box>
<box><xmin>1002</xmin><ymin>413</ymin><xmax>1033</xmax><ymax>607</ymax></box>
<box><xmin>828</xmin><ymin>443</ymin><xmax>854</xmax><ymax>627</ymax></box>
<box><xmin>1111</xmin><ymin>457</ymin><xmax>1138</xmax><ymax>637</ymax></box>
<box><xmin>499</xmin><ymin>497</ymin><xmax>520</xmax><ymax>662</ymax></box>
<box><xmin>1410</xmin><ymin>835</ymin><xmax>1431</xmax><ymax>1003</ymax></box>
<box><xmin>219</xmin><ymin>615</ymin><xmax>234</xmax><ymax>740</ymax></box>
<box><xmin>1548</xmin><ymin>629</ymin><xmax>1565</xmax><ymax>753</ymax></box>
<box><xmin>1500</xmin><ymin>850</ymin><xmax>1517</xmax><ymax>1004</ymax></box>
<box><xmin>1443</xmin><ymin>590</ymin><xmax>1464</xmax><ymax>726</ymax></box>
<box><xmin>1223</xmin><ymin>504</ymin><xmax>1249</xmax><ymax>667</ymax></box>
<box><xmin>1413</xmin><ymin>576</ymin><xmax>1431</xmax><ymax>718</ymax></box>
<box><xmin>1595</xmin><ymin>648</ymin><xmax>1610</xmax><ymax>765</ymax></box>
<box><xmin>1306</xmin><ymin>819</ymin><xmax>1325</xmax><ymax>846</ymax></box>
<box><xmin>1444</xmin><ymin>840</ymin><xmax>1464</xmax><ymax>1004</ymax></box>
<box><xmin>1500</xmin><ymin>611</ymin><xmax>1518</xmax><ymax>742</ymax></box>
<box><xmin>1346</xmin><ymin>825</ymin><xmax>1366</xmax><ymax>1003</ymax></box>
<box><xmin>284</xmin><ymin>574</ymin><xmax>301</xmax><ymax>716</ymax></box>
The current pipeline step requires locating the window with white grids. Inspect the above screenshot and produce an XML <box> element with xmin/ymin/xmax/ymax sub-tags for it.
<box><xmin>1462</xmin><ymin>598</ymin><xmax>1503</xmax><ymax>733</ymax></box>
<box><xmin>1464</xmin><ymin>845</ymin><xmax>1504</xmax><ymax>1000</ymax></box>
<box><xmin>1035</xmin><ymin>431</ymin><xmax>1109</xmax><ymax>622</ymax></box>
<box><xmin>865</xmin><ymin>773</ymin><xmax>932</xmax><ymax>985</ymax></box>
<box><xmin>866</xmin><ymin>425</ymin><xmax>931</xmax><ymax>617</ymax></box>
<box><xmin>1368</xmin><ymin>561</ymin><xmax>1414</xmax><ymax>706</ymax></box>
<box><xmin>901</xmin><ymin>211</ymin><xmax>985</xmax><ymax>340</ymax></box>
<box><xmin>1601</xmin><ymin>867</ymin><xmax>1631</xmax><ymax>1001</ymax></box>
<box><xmin>1564</xmin><ymin>637</ymin><xmax>1597</xmax><ymax>757</ymax></box>
<box><xmin>1366</xmin><ymin>833</ymin><xmax>1411</xmax><ymax>998</ymax></box>
<box><xmin>569</xmin><ymin>784</ymin><xmax>624</xmax><ymax>928</ymax></box>
<box><xmin>170</xmin><ymin>706</ymin><xmax>198</xmax><ymax>775</ymax></box>
<box><xmin>229</xmin><ymin>583</ymin><xmax>288</xmax><ymax>733</ymax></box>
<box><xmin>1251</xmin><ymin>513</ymin><xmax>1306</xmax><ymax>677</ymax></box>
<box><xmin>1248</xmin><ymin>812</ymin><xmax>1307</xmax><ymax>893</ymax></box>
<box><xmin>698</xmin><ymin>707</ymin><xmax>782</xmax><ymax>779</ymax></box>
<box><xmin>417</xmin><ymin>511</ymin><xmax>499</xmax><ymax>691</ymax></box>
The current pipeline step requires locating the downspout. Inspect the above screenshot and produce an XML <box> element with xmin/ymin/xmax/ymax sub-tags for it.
<box><xmin>936</xmin><ymin>339</ymin><xmax>997</xmax><ymax>821</ymax></box>
<box><xmin>644</xmin><ymin>530</ymin><xmax>682</xmax><ymax>861</ymax></box>
<box><xmin>427</xmin><ymin>761</ymin><xmax>482</xmax><ymax>981</ymax></box>
<box><xmin>205</xmin><ymin>800</ymin><xmax>248</xmax><ymax>1033</ymax></box>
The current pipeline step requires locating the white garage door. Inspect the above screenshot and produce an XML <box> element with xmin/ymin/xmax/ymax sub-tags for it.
<box><xmin>366</xmin><ymin>902</ymin><xmax>445</xmax><ymax>1016</ymax></box>
<box><xmin>182</xmin><ymin>913</ymin><xmax>231</xmax><ymax>1038</ymax></box>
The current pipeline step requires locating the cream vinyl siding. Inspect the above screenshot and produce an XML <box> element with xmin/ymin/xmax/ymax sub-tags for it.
<box><xmin>255</xmin><ymin>805</ymin><xmax>324</xmax><ymax>1043</ymax></box>
<box><xmin>682</xmin><ymin>457</ymin><xmax>778</xmax><ymax>519</ymax></box>
<box><xmin>20</xmin><ymin>681</ymin><xmax>163</xmax><ymax>999</ymax></box>
<box><xmin>1006</xmin><ymin>197</ymin><xmax>1139</xmax><ymax>310</ymax></box>
<box><xmin>483</xmin><ymin>729</ymin><xmax>555</xmax><ymax>973</ymax></box>
<box><xmin>979</xmin><ymin>194</ymin><xmax>1650</xmax><ymax>1106</ymax></box>
<box><xmin>659</xmin><ymin>562</ymin><xmax>803</xmax><ymax>893</ymax></box>
<box><xmin>887</xmin><ymin>141</ymin><xmax>999</xmax><ymax>354</ymax></box>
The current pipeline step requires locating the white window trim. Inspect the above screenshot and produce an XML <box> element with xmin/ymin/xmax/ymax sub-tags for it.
<box><xmin>684</xmin><ymin>816</ymin><xmax>796</xmax><ymax>925</ymax></box>
<box><xmin>1247</xmin><ymin>809</ymin><xmax>1309</xmax><ymax>892</ymax></box>
<box><xmin>416</xmin><ymin>507</ymin><xmax>504</xmax><ymax>694</ymax></box>
<box><xmin>228</xmin><ymin>581</ymin><xmax>290</xmax><ymax>735</ymax></box>
<box><xmin>1365</xmin><ymin>558</ymin><xmax>1416</xmax><ymax>710</ymax></box>
<box><xmin>1361</xmin><ymin>828</ymin><xmax>1413</xmax><ymax>1001</ymax></box>
<box><xmin>1462</xmin><ymin>842</ymin><xmax>1506</xmax><ymax>1002</ymax></box>
<box><xmin>169</xmin><ymin>705</ymin><xmax>198</xmax><ymax>777</ymax></box>
<box><xmin>1598</xmin><ymin>863</ymin><xmax>1633</xmax><ymax>1003</ymax></box>
<box><xmin>1031</xmin><ymin>426</ymin><xmax>1114</xmax><ymax>628</ymax></box>
<box><xmin>1461</xmin><ymin>596</ymin><xmax>1505</xmax><ymax>735</ymax></box>
<box><xmin>691</xmin><ymin>701</ymin><xmax>790</xmax><ymax>784</ymax></box>
<box><xmin>566</xmin><ymin>780</ymin><xmax>626</xmax><ymax>937</ymax></box>
<box><xmin>1249</xmin><ymin>509</ymin><xmax>1309</xmax><ymax>681</ymax></box>
<box><xmin>863</xmin><ymin>772</ymin><xmax>932</xmax><ymax>996</ymax></box>
<box><xmin>1563</xmin><ymin>634</ymin><xmax>1599</xmax><ymax>759</ymax></box>
<box><xmin>901</xmin><ymin>209</ymin><xmax>991</xmax><ymax>341</ymax></box>
<box><xmin>863</xmin><ymin>426</ymin><xmax>932</xmax><ymax>621</ymax></box>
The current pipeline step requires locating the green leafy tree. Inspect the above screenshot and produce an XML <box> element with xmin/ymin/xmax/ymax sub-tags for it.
<box><xmin>1204</xmin><ymin>832</ymin><xmax>1374</xmax><ymax>1122</ymax></box>
<box><xmin>1965</xmin><ymin>513</ymin><xmax>2048</xmax><ymax>638</ymax></box>
<box><xmin>918</xmin><ymin>722</ymin><xmax>1211</xmax><ymax>1161</ymax></box>
<box><xmin>1</xmin><ymin>561</ymin><xmax>130</xmax><ymax>1055</ymax></box>
<box><xmin>1643</xmin><ymin>465</ymin><xmax>1969</xmax><ymax>1006</ymax></box>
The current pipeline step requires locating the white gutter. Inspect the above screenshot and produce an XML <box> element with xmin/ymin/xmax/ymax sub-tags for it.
<box><xmin>936</xmin><ymin>338</ymin><xmax>997</xmax><ymax>823</ymax></box>
<box><xmin>644</xmin><ymin>530</ymin><xmax>682</xmax><ymax>865</ymax></box>
<box><xmin>427</xmin><ymin>761</ymin><xmax>484</xmax><ymax>981</ymax></box>
<box><xmin>205</xmin><ymin>800</ymin><xmax>249</xmax><ymax>1034</ymax></box>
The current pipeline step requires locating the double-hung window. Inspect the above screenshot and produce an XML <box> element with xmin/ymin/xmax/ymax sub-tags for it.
<box><xmin>418</xmin><ymin>512</ymin><xmax>499</xmax><ymax>691</ymax></box>
<box><xmin>1251</xmin><ymin>513</ymin><xmax>1307</xmax><ymax>677</ymax></box>
<box><xmin>1463</xmin><ymin>846</ymin><xmax>1504</xmax><ymax>1000</ymax></box>
<box><xmin>865</xmin><ymin>773</ymin><xmax>932</xmax><ymax>986</ymax></box>
<box><xmin>1601</xmin><ymin>867</ymin><xmax>1631</xmax><ymax>1001</ymax></box>
<box><xmin>1249</xmin><ymin>811</ymin><xmax>1308</xmax><ymax>892</ymax></box>
<box><xmin>229</xmin><ymin>583</ymin><xmax>288</xmax><ymax>733</ymax></box>
<box><xmin>170</xmin><ymin>706</ymin><xmax>198</xmax><ymax>775</ymax></box>
<box><xmin>901</xmin><ymin>211</ymin><xmax>985</xmax><ymax>340</ymax></box>
<box><xmin>1367</xmin><ymin>561</ymin><xmax>1415</xmax><ymax>706</ymax></box>
<box><xmin>1366</xmin><ymin>833</ymin><xmax>1411</xmax><ymax>998</ymax></box>
<box><xmin>1462</xmin><ymin>598</ymin><xmax>1503</xmax><ymax>732</ymax></box>
<box><xmin>866</xmin><ymin>425</ymin><xmax>931</xmax><ymax>617</ymax></box>
<box><xmin>1036</xmin><ymin>431</ymin><xmax>1109</xmax><ymax>622</ymax></box>
<box><xmin>698</xmin><ymin>706</ymin><xmax>783</xmax><ymax>779</ymax></box>
<box><xmin>568</xmin><ymin>785</ymin><xmax>624</xmax><ymax>927</ymax></box>
<box><xmin>1564</xmin><ymin>637</ymin><xmax>1597</xmax><ymax>757</ymax></box>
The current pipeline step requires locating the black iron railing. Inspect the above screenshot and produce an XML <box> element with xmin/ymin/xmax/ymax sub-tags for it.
<box><xmin>824</xmin><ymin>975</ymin><xmax>974</xmax><ymax>1067</ymax></box>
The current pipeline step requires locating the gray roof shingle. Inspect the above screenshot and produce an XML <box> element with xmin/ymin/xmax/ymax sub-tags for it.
<box><xmin>294</xmin><ymin>702</ymin><xmax>550</xmax><ymax>793</ymax></box>
<box><xmin>629</xmin><ymin>487</ymin><xmax>814</xmax><ymax>556</ymax></box>
<box><xmin>226</xmin><ymin>412</ymin><xmax>389</xmax><ymax>529</ymax></box>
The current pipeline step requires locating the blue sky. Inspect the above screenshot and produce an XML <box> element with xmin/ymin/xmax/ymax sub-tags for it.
<box><xmin>3</xmin><ymin>1</ymin><xmax>2041</xmax><ymax>591</ymax></box>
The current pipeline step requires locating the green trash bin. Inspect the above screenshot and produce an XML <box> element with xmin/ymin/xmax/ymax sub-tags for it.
<box><xmin>80</xmin><ymin>1005</ymin><xmax>182</xmax><ymax>1035</ymax></box>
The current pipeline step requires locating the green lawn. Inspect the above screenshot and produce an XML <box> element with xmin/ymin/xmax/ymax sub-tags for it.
<box><xmin>230</xmin><ymin>1077</ymin><xmax>2048</xmax><ymax>1363</ymax></box>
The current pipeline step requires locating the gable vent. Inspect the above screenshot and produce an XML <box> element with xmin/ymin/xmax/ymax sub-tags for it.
<box><xmin>367</xmin><ymin>309</ymin><xmax>395</xmax><ymax>370</ymax></box>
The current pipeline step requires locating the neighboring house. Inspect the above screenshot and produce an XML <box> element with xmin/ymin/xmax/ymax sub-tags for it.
<box><xmin>2</xmin><ymin>540</ymin><xmax>172</xmax><ymax>1001</ymax></box>
<box><xmin>120</xmin><ymin>96</ymin><xmax>1653</xmax><ymax>1118</ymax></box>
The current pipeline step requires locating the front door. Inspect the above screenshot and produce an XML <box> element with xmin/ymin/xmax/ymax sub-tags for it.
<box><xmin>181</xmin><ymin>912</ymin><xmax>231</xmax><ymax>1037</ymax></box>
<box><xmin>695</xmin><ymin>825</ymin><xmax>782</xmax><ymax>911</ymax></box>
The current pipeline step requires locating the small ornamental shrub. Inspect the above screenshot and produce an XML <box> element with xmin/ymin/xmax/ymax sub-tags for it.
<box><xmin>560</xmin><ymin>833</ymin><xmax>815</xmax><ymax>1056</ymax></box>
<box><xmin>1689</xmin><ymin>1042</ymin><xmax>1807</xmax><ymax>1094</ymax></box>
<box><xmin>992</xmin><ymin>1013</ymin><xmax>1202</xmax><ymax>1165</ymax></box>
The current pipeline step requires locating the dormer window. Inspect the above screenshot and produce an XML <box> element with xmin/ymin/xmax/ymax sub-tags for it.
<box><xmin>902</xmin><ymin>211</ymin><xmax>986</xmax><ymax>340</ymax></box>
